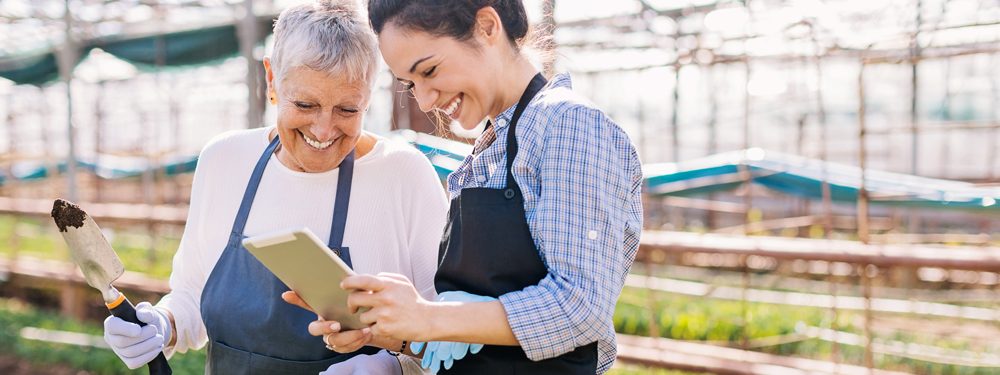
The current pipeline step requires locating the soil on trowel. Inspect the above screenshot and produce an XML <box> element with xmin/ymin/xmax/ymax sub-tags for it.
<box><xmin>51</xmin><ymin>199</ymin><xmax>87</xmax><ymax>232</ymax></box>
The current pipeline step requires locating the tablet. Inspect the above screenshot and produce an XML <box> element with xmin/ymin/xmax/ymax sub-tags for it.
<box><xmin>242</xmin><ymin>227</ymin><xmax>368</xmax><ymax>330</ymax></box>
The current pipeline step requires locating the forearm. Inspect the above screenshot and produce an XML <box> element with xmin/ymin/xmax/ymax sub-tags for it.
<box><xmin>426</xmin><ymin>301</ymin><xmax>518</xmax><ymax>345</ymax></box>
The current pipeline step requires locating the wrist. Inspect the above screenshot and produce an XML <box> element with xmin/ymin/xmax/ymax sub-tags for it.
<box><xmin>154</xmin><ymin>306</ymin><xmax>176</xmax><ymax>348</ymax></box>
<box><xmin>387</xmin><ymin>339</ymin><xmax>408</xmax><ymax>357</ymax></box>
<box><xmin>422</xmin><ymin>301</ymin><xmax>452</xmax><ymax>342</ymax></box>
<box><xmin>370</xmin><ymin>335</ymin><xmax>398</xmax><ymax>350</ymax></box>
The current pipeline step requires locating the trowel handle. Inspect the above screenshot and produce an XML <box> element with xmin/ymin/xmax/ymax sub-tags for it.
<box><xmin>108</xmin><ymin>292</ymin><xmax>173</xmax><ymax>375</ymax></box>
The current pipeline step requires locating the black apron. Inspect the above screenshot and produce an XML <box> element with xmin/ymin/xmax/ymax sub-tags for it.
<box><xmin>435</xmin><ymin>74</ymin><xmax>598</xmax><ymax>374</ymax></box>
<box><xmin>199</xmin><ymin>136</ymin><xmax>379</xmax><ymax>374</ymax></box>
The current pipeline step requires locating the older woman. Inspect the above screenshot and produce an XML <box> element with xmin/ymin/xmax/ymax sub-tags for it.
<box><xmin>99</xmin><ymin>1</ymin><xmax>445</xmax><ymax>373</ymax></box>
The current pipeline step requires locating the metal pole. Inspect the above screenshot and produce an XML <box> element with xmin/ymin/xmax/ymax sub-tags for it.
<box><xmin>241</xmin><ymin>0</ymin><xmax>262</xmax><ymax>128</ymax></box>
<box><xmin>707</xmin><ymin>65</ymin><xmax>718</xmax><ymax>156</ymax></box>
<box><xmin>815</xmin><ymin>48</ymin><xmax>833</xmax><ymax>239</ymax></box>
<box><xmin>740</xmin><ymin>62</ymin><xmax>753</xmax><ymax>225</ymax></box>
<box><xmin>740</xmin><ymin>0</ymin><xmax>754</xmax><ymax>226</ymax></box>
<box><xmin>858</xmin><ymin>63</ymin><xmax>871</xmax><ymax>245</ymax></box>
<box><xmin>989</xmin><ymin>53</ymin><xmax>998</xmax><ymax>181</ymax></box>
<box><xmin>940</xmin><ymin>58</ymin><xmax>952</xmax><ymax>178</ymax></box>
<box><xmin>94</xmin><ymin>81</ymin><xmax>104</xmax><ymax>202</ymax></box>
<box><xmin>540</xmin><ymin>0</ymin><xmax>557</xmax><ymax>77</ymax></box>
<box><xmin>908</xmin><ymin>0</ymin><xmax>923</xmax><ymax>233</ymax></box>
<box><xmin>706</xmin><ymin>63</ymin><xmax>719</xmax><ymax>229</ymax></box>
<box><xmin>668</xmin><ymin>63</ymin><xmax>685</xmax><ymax>230</ymax></box>
<box><xmin>739</xmin><ymin>0</ymin><xmax>754</xmax><ymax>353</ymax></box>
<box><xmin>671</xmin><ymin>61</ymin><xmax>681</xmax><ymax>163</ymax></box>
<box><xmin>858</xmin><ymin>60</ymin><xmax>874</xmax><ymax>371</ymax></box>
<box><xmin>62</xmin><ymin>0</ymin><xmax>78</xmax><ymax>202</ymax></box>
<box><xmin>814</xmin><ymin>27</ymin><xmax>838</xmax><ymax>366</ymax></box>
<box><xmin>910</xmin><ymin>1</ymin><xmax>922</xmax><ymax>177</ymax></box>
<box><xmin>637</xmin><ymin>70</ymin><xmax>646</xmax><ymax>162</ymax></box>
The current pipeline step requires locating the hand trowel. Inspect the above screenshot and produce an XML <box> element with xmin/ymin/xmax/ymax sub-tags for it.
<box><xmin>50</xmin><ymin>199</ymin><xmax>171</xmax><ymax>375</ymax></box>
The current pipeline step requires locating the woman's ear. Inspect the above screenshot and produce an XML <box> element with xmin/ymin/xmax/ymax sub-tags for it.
<box><xmin>473</xmin><ymin>7</ymin><xmax>503</xmax><ymax>46</ymax></box>
<box><xmin>263</xmin><ymin>57</ymin><xmax>277</xmax><ymax>104</ymax></box>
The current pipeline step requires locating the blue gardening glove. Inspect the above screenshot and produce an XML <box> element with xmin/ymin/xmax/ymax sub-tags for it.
<box><xmin>103</xmin><ymin>302</ymin><xmax>172</xmax><ymax>369</ymax></box>
<box><xmin>412</xmin><ymin>291</ymin><xmax>495</xmax><ymax>373</ymax></box>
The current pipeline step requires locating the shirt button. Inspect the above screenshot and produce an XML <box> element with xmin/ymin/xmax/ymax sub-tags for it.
<box><xmin>497</xmin><ymin>118</ymin><xmax>507</xmax><ymax>127</ymax></box>
<box><xmin>588</xmin><ymin>230</ymin><xmax>598</xmax><ymax>240</ymax></box>
<box><xmin>477</xmin><ymin>175</ymin><xmax>487</xmax><ymax>183</ymax></box>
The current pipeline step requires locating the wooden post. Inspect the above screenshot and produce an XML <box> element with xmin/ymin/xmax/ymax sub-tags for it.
<box><xmin>862</xmin><ymin>264</ymin><xmax>876</xmax><ymax>371</ymax></box>
<box><xmin>829</xmin><ymin>271</ymin><xmax>841</xmax><ymax>366</ymax></box>
<box><xmin>59</xmin><ymin>283</ymin><xmax>87</xmax><ymax>321</ymax></box>
<box><xmin>644</xmin><ymin>261</ymin><xmax>659</xmax><ymax>338</ymax></box>
<box><xmin>740</xmin><ymin>254</ymin><xmax>750</xmax><ymax>350</ymax></box>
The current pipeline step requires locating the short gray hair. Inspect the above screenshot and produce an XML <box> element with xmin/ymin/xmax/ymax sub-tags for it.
<box><xmin>271</xmin><ymin>0</ymin><xmax>379</xmax><ymax>86</ymax></box>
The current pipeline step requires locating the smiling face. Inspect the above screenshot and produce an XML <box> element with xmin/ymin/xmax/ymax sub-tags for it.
<box><xmin>265</xmin><ymin>61</ymin><xmax>371</xmax><ymax>173</ymax></box>
<box><xmin>378</xmin><ymin>22</ymin><xmax>509</xmax><ymax>130</ymax></box>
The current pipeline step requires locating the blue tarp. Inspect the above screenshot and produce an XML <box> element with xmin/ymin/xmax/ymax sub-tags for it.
<box><xmin>643</xmin><ymin>149</ymin><xmax>1000</xmax><ymax>212</ymax></box>
<box><xmin>0</xmin><ymin>155</ymin><xmax>199</xmax><ymax>184</ymax></box>
<box><xmin>4</xmin><ymin>133</ymin><xmax>996</xmax><ymax>213</ymax></box>
<box><xmin>396</xmin><ymin>133</ymin><xmax>998</xmax><ymax>212</ymax></box>
<box><xmin>390</xmin><ymin>130</ymin><xmax>469</xmax><ymax>180</ymax></box>
<box><xmin>0</xmin><ymin>16</ymin><xmax>275</xmax><ymax>86</ymax></box>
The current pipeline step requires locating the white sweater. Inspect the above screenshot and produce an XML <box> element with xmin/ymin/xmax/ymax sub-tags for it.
<box><xmin>157</xmin><ymin>127</ymin><xmax>447</xmax><ymax>372</ymax></box>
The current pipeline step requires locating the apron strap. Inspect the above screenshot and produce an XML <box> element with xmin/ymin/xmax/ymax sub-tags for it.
<box><xmin>504</xmin><ymin>73</ymin><xmax>548</xmax><ymax>199</ymax></box>
<box><xmin>227</xmin><ymin>133</ymin><xmax>357</xmax><ymax>267</ymax></box>
<box><xmin>228</xmin><ymin>136</ymin><xmax>281</xmax><ymax>247</ymax></box>
<box><xmin>328</xmin><ymin>150</ymin><xmax>356</xmax><ymax>267</ymax></box>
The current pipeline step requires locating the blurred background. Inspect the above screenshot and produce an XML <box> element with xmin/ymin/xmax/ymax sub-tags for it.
<box><xmin>1</xmin><ymin>0</ymin><xmax>999</xmax><ymax>374</ymax></box>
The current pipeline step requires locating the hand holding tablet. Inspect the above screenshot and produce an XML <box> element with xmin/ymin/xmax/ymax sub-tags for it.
<box><xmin>242</xmin><ymin>227</ymin><xmax>368</xmax><ymax>330</ymax></box>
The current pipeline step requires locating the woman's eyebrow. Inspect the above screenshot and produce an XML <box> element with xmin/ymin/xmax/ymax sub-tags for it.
<box><xmin>409</xmin><ymin>55</ymin><xmax>434</xmax><ymax>74</ymax></box>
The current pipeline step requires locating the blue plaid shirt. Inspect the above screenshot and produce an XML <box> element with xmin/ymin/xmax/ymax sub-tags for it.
<box><xmin>446</xmin><ymin>73</ymin><xmax>643</xmax><ymax>374</ymax></box>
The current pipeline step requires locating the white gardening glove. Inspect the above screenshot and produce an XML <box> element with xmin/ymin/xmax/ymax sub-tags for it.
<box><xmin>103</xmin><ymin>302</ymin><xmax>172</xmax><ymax>370</ymax></box>
<box><xmin>319</xmin><ymin>351</ymin><xmax>403</xmax><ymax>375</ymax></box>
<box><xmin>412</xmin><ymin>291</ymin><xmax>494</xmax><ymax>373</ymax></box>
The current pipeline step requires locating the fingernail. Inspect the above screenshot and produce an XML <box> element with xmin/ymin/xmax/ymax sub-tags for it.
<box><xmin>330</xmin><ymin>323</ymin><xmax>340</xmax><ymax>331</ymax></box>
<box><xmin>362</xmin><ymin>328</ymin><xmax>370</xmax><ymax>335</ymax></box>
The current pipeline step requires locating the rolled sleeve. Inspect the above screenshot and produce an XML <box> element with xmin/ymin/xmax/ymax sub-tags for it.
<box><xmin>499</xmin><ymin>105</ymin><xmax>635</xmax><ymax>361</ymax></box>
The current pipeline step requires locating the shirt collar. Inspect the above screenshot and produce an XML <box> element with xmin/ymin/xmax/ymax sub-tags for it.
<box><xmin>488</xmin><ymin>73</ymin><xmax>572</xmax><ymax>132</ymax></box>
